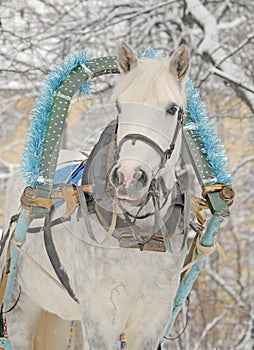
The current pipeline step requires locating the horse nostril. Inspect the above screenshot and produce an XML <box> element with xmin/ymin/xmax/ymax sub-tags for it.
<box><xmin>110</xmin><ymin>167</ymin><xmax>124</xmax><ymax>187</ymax></box>
<box><xmin>134</xmin><ymin>169</ymin><xmax>148</xmax><ymax>186</ymax></box>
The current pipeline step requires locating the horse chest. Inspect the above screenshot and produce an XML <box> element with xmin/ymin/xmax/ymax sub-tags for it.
<box><xmin>69</xmin><ymin>243</ymin><xmax>181</xmax><ymax>304</ymax></box>
<box><xmin>15</xmin><ymin>211</ymin><xmax>184</xmax><ymax>327</ymax></box>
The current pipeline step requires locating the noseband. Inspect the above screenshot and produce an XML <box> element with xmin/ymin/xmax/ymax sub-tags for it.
<box><xmin>116</xmin><ymin>104</ymin><xmax>184</xmax><ymax>170</ymax></box>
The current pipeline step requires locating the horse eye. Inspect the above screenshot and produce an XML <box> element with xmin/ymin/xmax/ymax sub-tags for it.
<box><xmin>166</xmin><ymin>106</ymin><xmax>178</xmax><ymax>115</ymax></box>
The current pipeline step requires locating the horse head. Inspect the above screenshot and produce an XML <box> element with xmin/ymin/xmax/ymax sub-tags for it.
<box><xmin>110</xmin><ymin>42</ymin><xmax>190</xmax><ymax>212</ymax></box>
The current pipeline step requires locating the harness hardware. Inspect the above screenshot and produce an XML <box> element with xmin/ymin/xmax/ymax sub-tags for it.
<box><xmin>20</xmin><ymin>184</ymin><xmax>93</xmax><ymax>216</ymax></box>
<box><xmin>202</xmin><ymin>184</ymin><xmax>235</xmax><ymax>206</ymax></box>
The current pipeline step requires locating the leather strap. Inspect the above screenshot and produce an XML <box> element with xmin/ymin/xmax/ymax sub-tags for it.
<box><xmin>0</xmin><ymin>242</ymin><xmax>11</xmax><ymax>311</ymax></box>
<box><xmin>27</xmin><ymin>216</ymin><xmax>71</xmax><ymax>234</ymax></box>
<box><xmin>20</xmin><ymin>184</ymin><xmax>93</xmax><ymax>214</ymax></box>
<box><xmin>0</xmin><ymin>215</ymin><xmax>19</xmax><ymax>310</ymax></box>
<box><xmin>75</xmin><ymin>185</ymin><xmax>100</xmax><ymax>243</ymax></box>
<box><xmin>76</xmin><ymin>185</ymin><xmax>117</xmax><ymax>244</ymax></box>
<box><xmin>0</xmin><ymin>214</ymin><xmax>19</xmax><ymax>258</ymax></box>
<box><xmin>44</xmin><ymin>210</ymin><xmax>79</xmax><ymax>303</ymax></box>
<box><xmin>118</xmin><ymin>133</ymin><xmax>165</xmax><ymax>164</ymax></box>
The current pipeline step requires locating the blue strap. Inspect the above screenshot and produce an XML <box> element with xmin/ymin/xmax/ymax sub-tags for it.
<box><xmin>53</xmin><ymin>162</ymin><xmax>85</xmax><ymax>185</ymax></box>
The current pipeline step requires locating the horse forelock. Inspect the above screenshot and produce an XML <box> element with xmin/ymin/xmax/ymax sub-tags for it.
<box><xmin>113</xmin><ymin>58</ymin><xmax>187</xmax><ymax>108</ymax></box>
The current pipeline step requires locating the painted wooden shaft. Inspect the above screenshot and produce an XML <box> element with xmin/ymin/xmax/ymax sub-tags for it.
<box><xmin>161</xmin><ymin>215</ymin><xmax>223</xmax><ymax>344</ymax></box>
<box><xmin>3</xmin><ymin>209</ymin><xmax>31</xmax><ymax>312</ymax></box>
<box><xmin>183</xmin><ymin>124</ymin><xmax>229</xmax><ymax>217</ymax></box>
<box><xmin>0</xmin><ymin>337</ymin><xmax>12</xmax><ymax>349</ymax></box>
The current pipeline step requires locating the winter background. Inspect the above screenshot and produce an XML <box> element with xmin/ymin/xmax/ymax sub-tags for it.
<box><xmin>0</xmin><ymin>0</ymin><xmax>254</xmax><ymax>349</ymax></box>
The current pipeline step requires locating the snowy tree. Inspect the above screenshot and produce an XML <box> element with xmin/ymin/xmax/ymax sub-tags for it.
<box><xmin>0</xmin><ymin>0</ymin><xmax>253</xmax><ymax>348</ymax></box>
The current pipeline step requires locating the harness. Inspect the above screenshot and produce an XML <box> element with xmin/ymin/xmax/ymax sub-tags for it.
<box><xmin>4</xmin><ymin>118</ymin><xmax>185</xmax><ymax>305</ymax></box>
<box><xmin>0</xmin><ymin>51</ymin><xmax>235</xmax><ymax>350</ymax></box>
<box><xmin>78</xmin><ymin>103</ymin><xmax>186</xmax><ymax>251</ymax></box>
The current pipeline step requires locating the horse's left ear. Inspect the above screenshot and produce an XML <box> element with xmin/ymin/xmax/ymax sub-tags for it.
<box><xmin>169</xmin><ymin>44</ymin><xmax>190</xmax><ymax>83</ymax></box>
<box><xmin>118</xmin><ymin>42</ymin><xmax>138</xmax><ymax>74</ymax></box>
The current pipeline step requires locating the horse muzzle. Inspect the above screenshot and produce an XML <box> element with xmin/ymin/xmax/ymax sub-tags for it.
<box><xmin>109</xmin><ymin>161</ymin><xmax>150</xmax><ymax>206</ymax></box>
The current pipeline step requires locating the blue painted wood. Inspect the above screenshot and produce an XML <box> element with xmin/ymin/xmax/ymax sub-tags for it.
<box><xmin>0</xmin><ymin>337</ymin><xmax>12</xmax><ymax>349</ymax></box>
<box><xmin>114</xmin><ymin>334</ymin><xmax>126</xmax><ymax>350</ymax></box>
<box><xmin>3</xmin><ymin>209</ymin><xmax>31</xmax><ymax>312</ymax></box>
<box><xmin>161</xmin><ymin>216</ymin><xmax>223</xmax><ymax>345</ymax></box>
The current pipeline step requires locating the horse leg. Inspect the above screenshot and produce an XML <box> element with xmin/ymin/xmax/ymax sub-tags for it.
<box><xmin>121</xmin><ymin>297</ymin><xmax>173</xmax><ymax>350</ymax></box>
<box><xmin>5</xmin><ymin>287</ymin><xmax>41</xmax><ymax>350</ymax></box>
<box><xmin>34</xmin><ymin>311</ymin><xmax>79</xmax><ymax>350</ymax></box>
<box><xmin>122</xmin><ymin>321</ymin><xmax>164</xmax><ymax>350</ymax></box>
<box><xmin>123</xmin><ymin>323</ymin><xmax>163</xmax><ymax>350</ymax></box>
<box><xmin>81</xmin><ymin>310</ymin><xmax>123</xmax><ymax>350</ymax></box>
<box><xmin>81</xmin><ymin>318</ymin><xmax>115</xmax><ymax>350</ymax></box>
<box><xmin>6</xmin><ymin>290</ymin><xmax>81</xmax><ymax>350</ymax></box>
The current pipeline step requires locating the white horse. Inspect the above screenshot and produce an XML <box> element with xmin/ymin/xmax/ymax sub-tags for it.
<box><xmin>2</xmin><ymin>42</ymin><xmax>190</xmax><ymax>349</ymax></box>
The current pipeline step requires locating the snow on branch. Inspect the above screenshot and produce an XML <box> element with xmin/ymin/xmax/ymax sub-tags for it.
<box><xmin>193</xmin><ymin>311</ymin><xmax>227</xmax><ymax>350</ymax></box>
<box><xmin>211</xmin><ymin>68</ymin><xmax>254</xmax><ymax>95</ymax></box>
<box><xmin>185</xmin><ymin>0</ymin><xmax>254</xmax><ymax>113</ymax></box>
<box><xmin>216</xmin><ymin>32</ymin><xmax>254</xmax><ymax>68</ymax></box>
<box><xmin>206</xmin><ymin>263</ymin><xmax>245</xmax><ymax>308</ymax></box>
<box><xmin>231</xmin><ymin>156</ymin><xmax>254</xmax><ymax>176</ymax></box>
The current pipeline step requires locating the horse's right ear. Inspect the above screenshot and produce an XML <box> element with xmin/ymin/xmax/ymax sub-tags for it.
<box><xmin>169</xmin><ymin>44</ymin><xmax>190</xmax><ymax>84</ymax></box>
<box><xmin>118</xmin><ymin>42</ymin><xmax>138</xmax><ymax>74</ymax></box>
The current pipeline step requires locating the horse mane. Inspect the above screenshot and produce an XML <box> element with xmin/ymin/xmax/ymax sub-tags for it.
<box><xmin>112</xmin><ymin>58</ymin><xmax>187</xmax><ymax>108</ymax></box>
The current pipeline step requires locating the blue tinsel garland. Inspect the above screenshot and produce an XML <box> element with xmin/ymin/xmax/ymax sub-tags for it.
<box><xmin>137</xmin><ymin>47</ymin><xmax>162</xmax><ymax>59</ymax></box>
<box><xmin>21</xmin><ymin>48</ymin><xmax>232</xmax><ymax>187</ymax></box>
<box><xmin>185</xmin><ymin>79</ymin><xmax>232</xmax><ymax>185</ymax></box>
<box><xmin>21</xmin><ymin>50</ymin><xmax>92</xmax><ymax>186</ymax></box>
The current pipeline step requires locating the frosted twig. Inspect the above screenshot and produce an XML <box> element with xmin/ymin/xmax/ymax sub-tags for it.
<box><xmin>216</xmin><ymin>32</ymin><xmax>254</xmax><ymax>68</ymax></box>
<box><xmin>211</xmin><ymin>68</ymin><xmax>254</xmax><ymax>94</ymax></box>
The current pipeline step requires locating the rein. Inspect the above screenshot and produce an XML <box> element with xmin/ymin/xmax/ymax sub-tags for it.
<box><xmin>115</xmin><ymin>179</ymin><xmax>185</xmax><ymax>250</ymax></box>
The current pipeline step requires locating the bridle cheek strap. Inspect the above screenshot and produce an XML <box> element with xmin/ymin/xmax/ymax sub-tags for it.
<box><xmin>117</xmin><ymin>108</ymin><xmax>184</xmax><ymax>169</ymax></box>
<box><xmin>162</xmin><ymin>108</ymin><xmax>184</xmax><ymax>166</ymax></box>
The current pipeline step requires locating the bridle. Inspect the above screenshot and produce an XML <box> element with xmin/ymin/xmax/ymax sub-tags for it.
<box><xmin>113</xmin><ymin>102</ymin><xmax>185</xmax><ymax>248</ymax></box>
<box><xmin>116</xmin><ymin>102</ymin><xmax>184</xmax><ymax>171</ymax></box>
